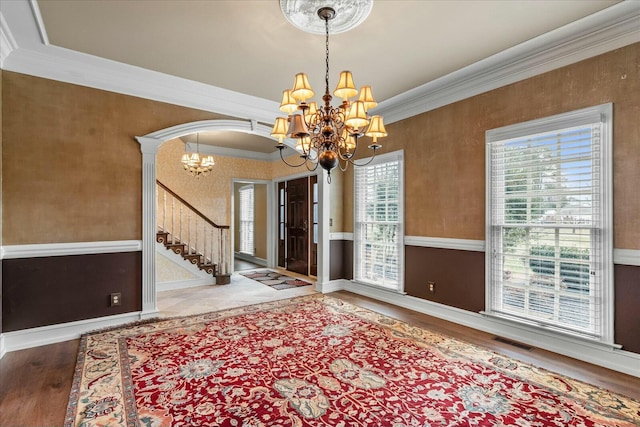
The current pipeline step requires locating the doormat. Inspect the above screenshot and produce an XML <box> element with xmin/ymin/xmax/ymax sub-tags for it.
<box><xmin>239</xmin><ymin>269</ymin><xmax>312</xmax><ymax>290</ymax></box>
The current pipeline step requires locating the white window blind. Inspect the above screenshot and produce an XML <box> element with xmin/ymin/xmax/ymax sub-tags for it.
<box><xmin>354</xmin><ymin>151</ymin><xmax>404</xmax><ymax>291</ymax></box>
<box><xmin>486</xmin><ymin>104</ymin><xmax>613</xmax><ymax>343</ymax></box>
<box><xmin>239</xmin><ymin>185</ymin><xmax>254</xmax><ymax>255</ymax></box>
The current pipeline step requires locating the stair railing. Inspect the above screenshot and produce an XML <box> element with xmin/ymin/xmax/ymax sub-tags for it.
<box><xmin>156</xmin><ymin>180</ymin><xmax>231</xmax><ymax>279</ymax></box>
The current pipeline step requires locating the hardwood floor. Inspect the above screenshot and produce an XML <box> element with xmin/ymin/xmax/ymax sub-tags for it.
<box><xmin>1</xmin><ymin>288</ymin><xmax>638</xmax><ymax>426</ymax></box>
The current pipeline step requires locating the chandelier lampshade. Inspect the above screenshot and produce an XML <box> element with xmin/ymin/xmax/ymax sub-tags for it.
<box><xmin>365</xmin><ymin>115</ymin><xmax>387</xmax><ymax>148</ymax></box>
<box><xmin>291</xmin><ymin>73</ymin><xmax>315</xmax><ymax>102</ymax></box>
<box><xmin>272</xmin><ymin>6</ymin><xmax>387</xmax><ymax>183</ymax></box>
<box><xmin>334</xmin><ymin>71</ymin><xmax>358</xmax><ymax>100</ymax></box>
<box><xmin>279</xmin><ymin>90</ymin><xmax>298</xmax><ymax>114</ymax></box>
<box><xmin>358</xmin><ymin>86</ymin><xmax>377</xmax><ymax>110</ymax></box>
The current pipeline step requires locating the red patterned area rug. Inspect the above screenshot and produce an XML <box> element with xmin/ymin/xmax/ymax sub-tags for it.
<box><xmin>65</xmin><ymin>295</ymin><xmax>639</xmax><ymax>426</ymax></box>
<box><xmin>239</xmin><ymin>269</ymin><xmax>312</xmax><ymax>290</ymax></box>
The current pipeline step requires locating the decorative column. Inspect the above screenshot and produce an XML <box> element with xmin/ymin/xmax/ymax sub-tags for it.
<box><xmin>317</xmin><ymin>169</ymin><xmax>330</xmax><ymax>291</ymax></box>
<box><xmin>136</xmin><ymin>136</ymin><xmax>163</xmax><ymax>318</ymax></box>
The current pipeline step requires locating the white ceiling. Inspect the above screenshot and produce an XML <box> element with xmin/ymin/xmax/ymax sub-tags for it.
<box><xmin>2</xmin><ymin>0</ymin><xmax>638</xmax><ymax>155</ymax></box>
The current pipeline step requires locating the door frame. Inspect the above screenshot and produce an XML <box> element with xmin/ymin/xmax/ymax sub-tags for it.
<box><xmin>271</xmin><ymin>170</ymin><xmax>329</xmax><ymax>285</ymax></box>
<box><xmin>230</xmin><ymin>178</ymin><xmax>273</xmax><ymax>272</ymax></box>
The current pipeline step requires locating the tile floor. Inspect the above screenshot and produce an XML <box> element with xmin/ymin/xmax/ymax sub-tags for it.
<box><xmin>157</xmin><ymin>267</ymin><xmax>317</xmax><ymax>317</ymax></box>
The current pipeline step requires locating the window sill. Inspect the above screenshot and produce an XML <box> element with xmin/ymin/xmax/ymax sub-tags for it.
<box><xmin>480</xmin><ymin>310</ymin><xmax>621</xmax><ymax>351</ymax></box>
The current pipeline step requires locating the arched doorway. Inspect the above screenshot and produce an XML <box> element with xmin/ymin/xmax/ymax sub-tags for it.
<box><xmin>135</xmin><ymin>119</ymin><xmax>328</xmax><ymax>317</ymax></box>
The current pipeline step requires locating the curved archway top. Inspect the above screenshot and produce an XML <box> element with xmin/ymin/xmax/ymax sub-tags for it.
<box><xmin>136</xmin><ymin>119</ymin><xmax>296</xmax><ymax>153</ymax></box>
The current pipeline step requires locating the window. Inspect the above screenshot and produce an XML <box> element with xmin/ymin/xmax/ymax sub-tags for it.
<box><xmin>239</xmin><ymin>184</ymin><xmax>254</xmax><ymax>255</ymax></box>
<box><xmin>486</xmin><ymin>104</ymin><xmax>613</xmax><ymax>343</ymax></box>
<box><xmin>354</xmin><ymin>150</ymin><xmax>404</xmax><ymax>291</ymax></box>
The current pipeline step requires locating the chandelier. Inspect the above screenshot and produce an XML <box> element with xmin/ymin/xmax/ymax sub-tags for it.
<box><xmin>181</xmin><ymin>133</ymin><xmax>215</xmax><ymax>178</ymax></box>
<box><xmin>270</xmin><ymin>6</ymin><xmax>387</xmax><ymax>183</ymax></box>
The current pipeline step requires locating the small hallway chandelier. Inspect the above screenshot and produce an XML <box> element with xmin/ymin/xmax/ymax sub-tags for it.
<box><xmin>271</xmin><ymin>5</ymin><xmax>387</xmax><ymax>183</ymax></box>
<box><xmin>181</xmin><ymin>133</ymin><xmax>215</xmax><ymax>178</ymax></box>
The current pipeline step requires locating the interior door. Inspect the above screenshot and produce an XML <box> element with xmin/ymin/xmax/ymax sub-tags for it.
<box><xmin>286</xmin><ymin>177</ymin><xmax>309</xmax><ymax>275</ymax></box>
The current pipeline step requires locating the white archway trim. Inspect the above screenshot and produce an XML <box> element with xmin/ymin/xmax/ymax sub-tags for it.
<box><xmin>144</xmin><ymin>119</ymin><xmax>296</xmax><ymax>150</ymax></box>
<box><xmin>135</xmin><ymin>119</ymin><xmax>295</xmax><ymax>318</ymax></box>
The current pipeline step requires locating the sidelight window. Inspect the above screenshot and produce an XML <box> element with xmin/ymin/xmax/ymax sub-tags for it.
<box><xmin>239</xmin><ymin>184</ymin><xmax>254</xmax><ymax>255</ymax></box>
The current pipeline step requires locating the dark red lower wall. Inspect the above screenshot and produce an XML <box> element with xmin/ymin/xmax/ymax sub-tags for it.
<box><xmin>404</xmin><ymin>245</ymin><xmax>640</xmax><ymax>354</ymax></box>
<box><xmin>2</xmin><ymin>251</ymin><xmax>142</xmax><ymax>332</ymax></box>
<box><xmin>614</xmin><ymin>264</ymin><xmax>640</xmax><ymax>354</ymax></box>
<box><xmin>405</xmin><ymin>246</ymin><xmax>485</xmax><ymax>313</ymax></box>
<box><xmin>330</xmin><ymin>240</ymin><xmax>353</xmax><ymax>280</ymax></box>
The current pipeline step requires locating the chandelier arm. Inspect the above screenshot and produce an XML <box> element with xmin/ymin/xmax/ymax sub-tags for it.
<box><xmin>278</xmin><ymin>147</ymin><xmax>310</xmax><ymax>168</ymax></box>
<box><xmin>337</xmin><ymin>158</ymin><xmax>349</xmax><ymax>172</ymax></box>
<box><xmin>347</xmin><ymin>148</ymin><xmax>379</xmax><ymax>167</ymax></box>
<box><xmin>305</xmin><ymin>160</ymin><xmax>320</xmax><ymax>172</ymax></box>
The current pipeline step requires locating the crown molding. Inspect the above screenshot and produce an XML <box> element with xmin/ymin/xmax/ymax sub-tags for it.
<box><xmin>1</xmin><ymin>1</ymin><xmax>638</xmax><ymax>126</ymax></box>
<box><xmin>375</xmin><ymin>1</ymin><xmax>640</xmax><ymax>124</ymax></box>
<box><xmin>0</xmin><ymin>12</ymin><xmax>18</xmax><ymax>68</ymax></box>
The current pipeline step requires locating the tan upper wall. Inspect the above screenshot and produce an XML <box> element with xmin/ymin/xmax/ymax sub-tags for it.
<box><xmin>344</xmin><ymin>43</ymin><xmax>640</xmax><ymax>249</ymax></box>
<box><xmin>2</xmin><ymin>72</ymin><xmax>230</xmax><ymax>245</ymax></box>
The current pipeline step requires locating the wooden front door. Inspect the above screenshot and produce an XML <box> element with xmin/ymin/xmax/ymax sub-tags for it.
<box><xmin>286</xmin><ymin>177</ymin><xmax>309</xmax><ymax>275</ymax></box>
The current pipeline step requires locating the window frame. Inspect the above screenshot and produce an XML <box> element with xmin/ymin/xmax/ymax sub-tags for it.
<box><xmin>353</xmin><ymin>150</ymin><xmax>405</xmax><ymax>293</ymax></box>
<box><xmin>485</xmin><ymin>103</ymin><xmax>613</xmax><ymax>344</ymax></box>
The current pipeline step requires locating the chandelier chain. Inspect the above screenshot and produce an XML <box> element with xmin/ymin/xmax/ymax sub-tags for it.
<box><xmin>325</xmin><ymin>16</ymin><xmax>330</xmax><ymax>96</ymax></box>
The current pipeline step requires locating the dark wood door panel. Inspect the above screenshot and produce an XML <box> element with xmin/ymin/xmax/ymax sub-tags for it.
<box><xmin>287</xmin><ymin>177</ymin><xmax>308</xmax><ymax>275</ymax></box>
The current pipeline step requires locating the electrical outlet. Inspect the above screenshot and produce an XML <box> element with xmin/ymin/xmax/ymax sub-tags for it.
<box><xmin>110</xmin><ymin>293</ymin><xmax>122</xmax><ymax>307</ymax></box>
<box><xmin>428</xmin><ymin>282</ymin><xmax>435</xmax><ymax>293</ymax></box>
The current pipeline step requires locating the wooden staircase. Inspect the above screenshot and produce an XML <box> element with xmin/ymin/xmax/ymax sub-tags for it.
<box><xmin>156</xmin><ymin>180</ymin><xmax>231</xmax><ymax>284</ymax></box>
<box><xmin>156</xmin><ymin>230</ymin><xmax>217</xmax><ymax>276</ymax></box>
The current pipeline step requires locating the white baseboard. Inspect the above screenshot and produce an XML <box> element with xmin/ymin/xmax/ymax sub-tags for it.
<box><xmin>316</xmin><ymin>279</ymin><xmax>345</xmax><ymax>294</ymax></box>
<box><xmin>328</xmin><ymin>279</ymin><xmax>639</xmax><ymax>378</ymax></box>
<box><xmin>0</xmin><ymin>334</ymin><xmax>5</xmax><ymax>360</ymax></box>
<box><xmin>157</xmin><ymin>278</ymin><xmax>214</xmax><ymax>292</ymax></box>
<box><xmin>2</xmin><ymin>311</ymin><xmax>143</xmax><ymax>353</ymax></box>
<box><xmin>234</xmin><ymin>252</ymin><xmax>267</xmax><ymax>267</ymax></box>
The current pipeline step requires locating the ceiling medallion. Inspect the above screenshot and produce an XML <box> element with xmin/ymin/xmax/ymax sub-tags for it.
<box><xmin>280</xmin><ymin>0</ymin><xmax>373</xmax><ymax>35</ymax></box>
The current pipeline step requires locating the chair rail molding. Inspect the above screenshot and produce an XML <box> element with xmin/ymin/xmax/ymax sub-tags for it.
<box><xmin>0</xmin><ymin>240</ymin><xmax>142</xmax><ymax>259</ymax></box>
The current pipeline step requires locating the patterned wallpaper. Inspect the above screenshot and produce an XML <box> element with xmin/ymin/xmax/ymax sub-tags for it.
<box><xmin>156</xmin><ymin>250</ymin><xmax>199</xmax><ymax>283</ymax></box>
